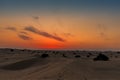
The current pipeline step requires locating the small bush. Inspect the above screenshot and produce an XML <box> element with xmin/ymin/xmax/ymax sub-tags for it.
<box><xmin>73</xmin><ymin>53</ymin><xmax>76</xmax><ymax>55</ymax></box>
<box><xmin>75</xmin><ymin>55</ymin><xmax>81</xmax><ymax>58</ymax></box>
<box><xmin>87</xmin><ymin>55</ymin><xmax>90</xmax><ymax>58</ymax></box>
<box><xmin>21</xmin><ymin>50</ymin><xmax>25</xmax><ymax>52</ymax></box>
<box><xmin>88</xmin><ymin>53</ymin><xmax>92</xmax><ymax>56</ymax></box>
<box><xmin>62</xmin><ymin>54</ymin><xmax>67</xmax><ymax>58</ymax></box>
<box><xmin>41</xmin><ymin>53</ymin><xmax>49</xmax><ymax>58</ymax></box>
<box><xmin>115</xmin><ymin>56</ymin><xmax>118</xmax><ymax>58</ymax></box>
<box><xmin>117</xmin><ymin>52</ymin><xmax>120</xmax><ymax>54</ymax></box>
<box><xmin>93</xmin><ymin>54</ymin><xmax>109</xmax><ymax>61</ymax></box>
<box><xmin>10</xmin><ymin>49</ymin><xmax>14</xmax><ymax>52</ymax></box>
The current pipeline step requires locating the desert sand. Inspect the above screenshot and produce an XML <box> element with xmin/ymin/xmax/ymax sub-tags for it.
<box><xmin>0</xmin><ymin>48</ymin><xmax>120</xmax><ymax>80</ymax></box>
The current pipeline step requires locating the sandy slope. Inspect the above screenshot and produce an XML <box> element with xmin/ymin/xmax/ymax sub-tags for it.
<box><xmin>0</xmin><ymin>49</ymin><xmax>120</xmax><ymax>80</ymax></box>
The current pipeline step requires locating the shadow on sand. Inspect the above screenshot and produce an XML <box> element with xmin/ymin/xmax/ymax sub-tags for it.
<box><xmin>0</xmin><ymin>57</ymin><xmax>48</xmax><ymax>71</ymax></box>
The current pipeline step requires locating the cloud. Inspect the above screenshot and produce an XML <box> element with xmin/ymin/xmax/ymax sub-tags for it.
<box><xmin>63</xmin><ymin>33</ymin><xmax>73</xmax><ymax>37</ymax></box>
<box><xmin>99</xmin><ymin>32</ymin><xmax>110</xmax><ymax>40</ymax></box>
<box><xmin>98</xmin><ymin>24</ymin><xmax>107</xmax><ymax>31</ymax></box>
<box><xmin>57</xmin><ymin>18</ymin><xmax>64</xmax><ymax>27</ymax></box>
<box><xmin>33</xmin><ymin>16</ymin><xmax>39</xmax><ymax>20</ymax></box>
<box><xmin>20</xmin><ymin>31</ymin><xmax>28</xmax><ymax>35</ymax></box>
<box><xmin>32</xmin><ymin>16</ymin><xmax>43</xmax><ymax>27</ymax></box>
<box><xmin>18</xmin><ymin>34</ymin><xmax>32</xmax><ymax>40</ymax></box>
<box><xmin>5</xmin><ymin>27</ymin><xmax>17</xmax><ymax>31</ymax></box>
<box><xmin>24</xmin><ymin>26</ymin><xmax>65</xmax><ymax>42</ymax></box>
<box><xmin>97</xmin><ymin>24</ymin><xmax>109</xmax><ymax>40</ymax></box>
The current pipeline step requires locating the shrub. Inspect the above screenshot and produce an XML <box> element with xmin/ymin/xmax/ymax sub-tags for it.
<box><xmin>75</xmin><ymin>55</ymin><xmax>81</xmax><ymax>58</ymax></box>
<box><xmin>73</xmin><ymin>53</ymin><xmax>76</xmax><ymax>55</ymax></box>
<box><xmin>62</xmin><ymin>54</ymin><xmax>67</xmax><ymax>58</ymax></box>
<box><xmin>93</xmin><ymin>53</ymin><xmax>109</xmax><ymax>61</ymax></box>
<box><xmin>117</xmin><ymin>52</ymin><xmax>120</xmax><ymax>54</ymax></box>
<box><xmin>88</xmin><ymin>53</ymin><xmax>92</xmax><ymax>56</ymax></box>
<box><xmin>87</xmin><ymin>55</ymin><xmax>90</xmax><ymax>58</ymax></box>
<box><xmin>41</xmin><ymin>53</ymin><xmax>49</xmax><ymax>58</ymax></box>
<box><xmin>10</xmin><ymin>49</ymin><xmax>14</xmax><ymax>52</ymax></box>
<box><xmin>115</xmin><ymin>56</ymin><xmax>118</xmax><ymax>58</ymax></box>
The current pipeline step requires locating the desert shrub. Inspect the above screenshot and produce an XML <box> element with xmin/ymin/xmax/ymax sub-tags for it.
<box><xmin>88</xmin><ymin>52</ymin><xmax>92</xmax><ymax>56</ymax></box>
<box><xmin>54</xmin><ymin>51</ymin><xmax>59</xmax><ymax>55</ymax></box>
<box><xmin>93</xmin><ymin>53</ymin><xmax>109</xmax><ymax>61</ymax></box>
<box><xmin>73</xmin><ymin>52</ymin><xmax>76</xmax><ymax>55</ymax></box>
<box><xmin>41</xmin><ymin>53</ymin><xmax>49</xmax><ymax>58</ymax></box>
<box><xmin>10</xmin><ymin>49</ymin><xmax>14</xmax><ymax>52</ymax></box>
<box><xmin>115</xmin><ymin>56</ymin><xmax>118</xmax><ymax>58</ymax></box>
<box><xmin>87</xmin><ymin>55</ymin><xmax>90</xmax><ymax>58</ymax></box>
<box><xmin>62</xmin><ymin>54</ymin><xmax>67</xmax><ymax>58</ymax></box>
<box><xmin>75</xmin><ymin>55</ymin><xmax>81</xmax><ymax>58</ymax></box>
<box><xmin>117</xmin><ymin>52</ymin><xmax>120</xmax><ymax>54</ymax></box>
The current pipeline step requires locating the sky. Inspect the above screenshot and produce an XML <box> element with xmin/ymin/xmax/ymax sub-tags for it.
<box><xmin>0</xmin><ymin>0</ymin><xmax>120</xmax><ymax>50</ymax></box>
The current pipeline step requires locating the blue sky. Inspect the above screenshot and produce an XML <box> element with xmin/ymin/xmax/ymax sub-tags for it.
<box><xmin>1</xmin><ymin>0</ymin><xmax>120</xmax><ymax>15</ymax></box>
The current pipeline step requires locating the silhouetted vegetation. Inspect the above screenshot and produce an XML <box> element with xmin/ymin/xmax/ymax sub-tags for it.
<box><xmin>53</xmin><ymin>51</ymin><xmax>59</xmax><ymax>55</ymax></box>
<box><xmin>21</xmin><ymin>49</ymin><xmax>25</xmax><ymax>52</ymax></box>
<box><xmin>41</xmin><ymin>53</ymin><xmax>49</xmax><ymax>58</ymax></box>
<box><xmin>88</xmin><ymin>53</ymin><xmax>92</xmax><ymax>56</ymax></box>
<box><xmin>62</xmin><ymin>54</ymin><xmax>67</xmax><ymax>58</ymax></box>
<box><xmin>75</xmin><ymin>55</ymin><xmax>81</xmax><ymax>58</ymax></box>
<box><xmin>10</xmin><ymin>49</ymin><xmax>14</xmax><ymax>52</ymax></box>
<box><xmin>117</xmin><ymin>52</ymin><xmax>120</xmax><ymax>54</ymax></box>
<box><xmin>87</xmin><ymin>55</ymin><xmax>90</xmax><ymax>58</ymax></box>
<box><xmin>93</xmin><ymin>54</ymin><xmax>109</xmax><ymax>61</ymax></box>
<box><xmin>73</xmin><ymin>52</ymin><xmax>76</xmax><ymax>55</ymax></box>
<box><xmin>115</xmin><ymin>56</ymin><xmax>118</xmax><ymax>58</ymax></box>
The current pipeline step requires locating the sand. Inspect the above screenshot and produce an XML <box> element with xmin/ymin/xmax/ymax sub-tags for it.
<box><xmin>0</xmin><ymin>48</ymin><xmax>120</xmax><ymax>80</ymax></box>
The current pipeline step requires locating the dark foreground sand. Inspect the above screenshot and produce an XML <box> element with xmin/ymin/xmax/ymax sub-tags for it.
<box><xmin>0</xmin><ymin>49</ymin><xmax>120</xmax><ymax>80</ymax></box>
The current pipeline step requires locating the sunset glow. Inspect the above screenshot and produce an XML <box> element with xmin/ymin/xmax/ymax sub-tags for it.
<box><xmin>0</xmin><ymin>0</ymin><xmax>120</xmax><ymax>50</ymax></box>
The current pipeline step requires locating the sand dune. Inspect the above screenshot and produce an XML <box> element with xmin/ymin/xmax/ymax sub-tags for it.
<box><xmin>0</xmin><ymin>49</ymin><xmax>120</xmax><ymax>80</ymax></box>
<box><xmin>1</xmin><ymin>58</ymin><xmax>44</xmax><ymax>70</ymax></box>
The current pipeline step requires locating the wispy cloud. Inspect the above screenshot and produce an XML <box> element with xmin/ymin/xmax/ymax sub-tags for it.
<box><xmin>33</xmin><ymin>16</ymin><xmax>39</xmax><ymax>20</ymax></box>
<box><xmin>18</xmin><ymin>34</ymin><xmax>32</xmax><ymax>40</ymax></box>
<box><xmin>57</xmin><ymin>18</ymin><xmax>64</xmax><ymax>27</ymax></box>
<box><xmin>5</xmin><ymin>27</ymin><xmax>17</xmax><ymax>31</ymax></box>
<box><xmin>32</xmin><ymin>16</ymin><xmax>43</xmax><ymax>27</ymax></box>
<box><xmin>63</xmin><ymin>33</ymin><xmax>73</xmax><ymax>37</ymax></box>
<box><xmin>24</xmin><ymin>26</ymin><xmax>65</xmax><ymax>42</ymax></box>
<box><xmin>20</xmin><ymin>31</ymin><xmax>28</xmax><ymax>35</ymax></box>
<box><xmin>98</xmin><ymin>24</ymin><xmax>107</xmax><ymax>31</ymax></box>
<box><xmin>4</xmin><ymin>26</ymin><xmax>32</xmax><ymax>40</ymax></box>
<box><xmin>97</xmin><ymin>24</ymin><xmax>109</xmax><ymax>40</ymax></box>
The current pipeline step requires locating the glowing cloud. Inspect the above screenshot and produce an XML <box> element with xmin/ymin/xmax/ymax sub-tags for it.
<box><xmin>18</xmin><ymin>34</ymin><xmax>32</xmax><ymax>40</ymax></box>
<box><xmin>5</xmin><ymin>27</ymin><xmax>17</xmax><ymax>31</ymax></box>
<box><xmin>24</xmin><ymin>26</ymin><xmax>66</xmax><ymax>42</ymax></box>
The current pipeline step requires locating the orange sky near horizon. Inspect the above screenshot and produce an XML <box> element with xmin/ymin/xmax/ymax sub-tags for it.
<box><xmin>0</xmin><ymin>12</ymin><xmax>120</xmax><ymax>50</ymax></box>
